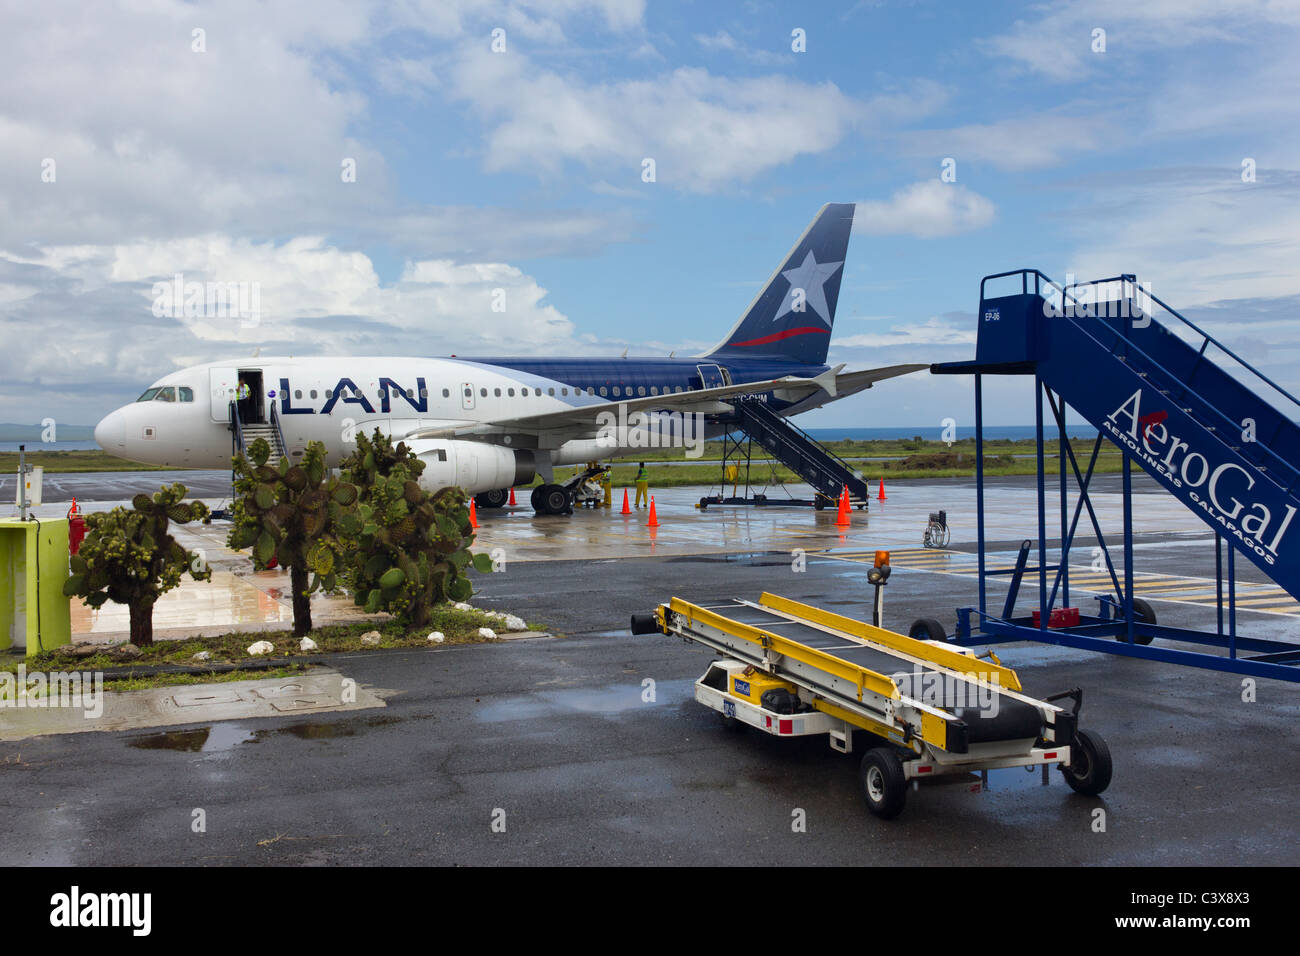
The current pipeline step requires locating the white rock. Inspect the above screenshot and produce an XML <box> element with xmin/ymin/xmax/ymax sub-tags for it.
<box><xmin>427</xmin><ymin>631</ymin><xmax>446</xmax><ymax>644</ymax></box>
<box><xmin>192</xmin><ymin>651</ymin><xmax>212</xmax><ymax>661</ymax></box>
<box><xmin>299</xmin><ymin>637</ymin><xmax>318</xmax><ymax>652</ymax></box>
<box><xmin>247</xmin><ymin>640</ymin><xmax>274</xmax><ymax>656</ymax></box>
<box><xmin>477</xmin><ymin>627</ymin><xmax>497</xmax><ymax>640</ymax></box>
<box><xmin>360</xmin><ymin>631</ymin><xmax>381</xmax><ymax>646</ymax></box>
<box><xmin>501</xmin><ymin>614</ymin><xmax>528</xmax><ymax>632</ymax></box>
<box><xmin>453</xmin><ymin>602</ymin><xmax>475</xmax><ymax>612</ymax></box>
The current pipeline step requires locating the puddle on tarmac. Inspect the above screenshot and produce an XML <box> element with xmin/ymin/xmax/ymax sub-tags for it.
<box><xmin>666</xmin><ymin>552</ymin><xmax>791</xmax><ymax>567</ymax></box>
<box><xmin>962</xmin><ymin>765</ymin><xmax>1056</xmax><ymax>793</ymax></box>
<box><xmin>128</xmin><ymin>724</ymin><xmax>254</xmax><ymax>753</ymax></box>
<box><xmin>477</xmin><ymin>679</ymin><xmax>697</xmax><ymax>723</ymax></box>
<box><xmin>127</xmin><ymin>720</ymin><xmax>357</xmax><ymax>753</ymax></box>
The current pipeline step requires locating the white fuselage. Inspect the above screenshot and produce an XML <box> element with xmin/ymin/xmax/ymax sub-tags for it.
<box><xmin>93</xmin><ymin>356</ymin><xmax>761</xmax><ymax>493</ymax></box>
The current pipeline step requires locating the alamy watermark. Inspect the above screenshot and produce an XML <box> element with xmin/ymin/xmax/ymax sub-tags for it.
<box><xmin>890</xmin><ymin>666</ymin><xmax>1001</xmax><ymax>716</ymax></box>
<box><xmin>151</xmin><ymin>273</ymin><xmax>261</xmax><ymax>328</ymax></box>
<box><xmin>1042</xmin><ymin>274</ymin><xmax>1153</xmax><ymax>328</ymax></box>
<box><xmin>596</xmin><ymin>404</ymin><xmax>706</xmax><ymax>458</ymax></box>
<box><xmin>1</xmin><ymin>665</ymin><xmax>104</xmax><ymax>718</ymax></box>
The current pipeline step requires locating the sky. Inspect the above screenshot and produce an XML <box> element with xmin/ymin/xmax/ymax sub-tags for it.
<box><xmin>3</xmin><ymin>0</ymin><xmax>1300</xmax><ymax>436</ymax></box>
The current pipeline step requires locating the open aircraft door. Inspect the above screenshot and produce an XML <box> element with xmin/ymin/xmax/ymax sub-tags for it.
<box><xmin>210</xmin><ymin>367</ymin><xmax>238</xmax><ymax>422</ymax></box>
<box><xmin>696</xmin><ymin>363</ymin><xmax>730</xmax><ymax>389</ymax></box>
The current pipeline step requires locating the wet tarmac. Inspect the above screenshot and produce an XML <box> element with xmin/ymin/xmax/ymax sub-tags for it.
<box><xmin>1</xmin><ymin>470</ymin><xmax>1297</xmax><ymax>865</ymax></box>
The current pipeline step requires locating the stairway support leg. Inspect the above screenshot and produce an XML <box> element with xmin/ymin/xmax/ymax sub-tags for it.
<box><xmin>1051</xmin><ymin>388</ymin><xmax>1070</xmax><ymax>609</ymax></box>
<box><xmin>1216</xmin><ymin>534</ymin><xmax>1224</xmax><ymax>638</ymax></box>
<box><xmin>975</xmin><ymin>374</ymin><xmax>987</xmax><ymax>622</ymax></box>
<box><xmin>1228</xmin><ymin>545</ymin><xmax>1237</xmax><ymax>658</ymax></box>
<box><xmin>1035</xmin><ymin>376</ymin><xmax>1048</xmax><ymax>630</ymax></box>
<box><xmin>1122</xmin><ymin>455</ymin><xmax>1135</xmax><ymax>644</ymax></box>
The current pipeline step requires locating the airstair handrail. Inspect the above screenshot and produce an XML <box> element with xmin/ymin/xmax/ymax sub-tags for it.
<box><xmin>1061</xmin><ymin>273</ymin><xmax>1300</xmax><ymax>417</ymax></box>
<box><xmin>269</xmin><ymin>402</ymin><xmax>288</xmax><ymax>460</ymax></box>
<box><xmin>1054</xmin><ymin>299</ymin><xmax>1300</xmax><ymax>493</ymax></box>
<box><xmin>740</xmin><ymin>401</ymin><xmax>861</xmax><ymax>477</ymax></box>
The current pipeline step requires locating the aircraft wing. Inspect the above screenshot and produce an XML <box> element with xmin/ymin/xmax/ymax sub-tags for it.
<box><xmin>769</xmin><ymin>362</ymin><xmax>926</xmax><ymax>412</ymax></box>
<box><xmin>400</xmin><ymin>374</ymin><xmax>822</xmax><ymax>443</ymax></box>
<box><xmin>832</xmin><ymin>363</ymin><xmax>927</xmax><ymax>397</ymax></box>
<box><xmin>398</xmin><ymin>364</ymin><xmax>925</xmax><ymax>445</ymax></box>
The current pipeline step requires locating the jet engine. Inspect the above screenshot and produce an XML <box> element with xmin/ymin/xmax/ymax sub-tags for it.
<box><xmin>407</xmin><ymin>440</ymin><xmax>536</xmax><ymax>495</ymax></box>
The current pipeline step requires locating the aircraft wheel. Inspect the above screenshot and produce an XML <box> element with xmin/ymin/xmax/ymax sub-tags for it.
<box><xmin>536</xmin><ymin>484</ymin><xmax>570</xmax><ymax>515</ymax></box>
<box><xmin>475</xmin><ymin>488</ymin><xmax>509</xmax><ymax>509</ymax></box>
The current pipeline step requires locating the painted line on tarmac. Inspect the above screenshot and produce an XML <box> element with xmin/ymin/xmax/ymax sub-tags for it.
<box><xmin>815</xmin><ymin>547</ymin><xmax>1300</xmax><ymax>617</ymax></box>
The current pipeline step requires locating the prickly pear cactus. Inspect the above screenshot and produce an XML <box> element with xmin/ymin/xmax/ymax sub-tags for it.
<box><xmin>339</xmin><ymin>429</ymin><xmax>493</xmax><ymax>627</ymax></box>
<box><xmin>63</xmin><ymin>482</ymin><xmax>211</xmax><ymax>647</ymax></box>
<box><xmin>227</xmin><ymin>439</ymin><xmax>359</xmax><ymax>636</ymax></box>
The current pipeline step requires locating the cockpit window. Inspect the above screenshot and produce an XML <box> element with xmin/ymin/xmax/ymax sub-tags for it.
<box><xmin>136</xmin><ymin>388</ymin><xmax>161</xmax><ymax>402</ymax></box>
<box><xmin>178</xmin><ymin>387</ymin><xmax>194</xmax><ymax>402</ymax></box>
<box><xmin>153</xmin><ymin>387</ymin><xmax>176</xmax><ymax>402</ymax></box>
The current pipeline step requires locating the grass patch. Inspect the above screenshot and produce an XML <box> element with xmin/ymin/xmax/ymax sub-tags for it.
<box><xmin>530</xmin><ymin>448</ymin><xmax>1125</xmax><ymax>489</ymax></box>
<box><xmin>7</xmin><ymin>605</ymin><xmax>529</xmax><ymax>692</ymax></box>
<box><xmin>0</xmin><ymin>449</ymin><xmax>175</xmax><ymax>473</ymax></box>
<box><xmin>107</xmin><ymin>666</ymin><xmax>309</xmax><ymax>692</ymax></box>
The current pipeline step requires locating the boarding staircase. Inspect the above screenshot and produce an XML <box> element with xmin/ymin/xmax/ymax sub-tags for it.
<box><xmin>961</xmin><ymin>271</ymin><xmax>1300</xmax><ymax>602</ymax></box>
<box><xmin>730</xmin><ymin>399</ymin><xmax>871</xmax><ymax>506</ymax></box>
<box><xmin>228</xmin><ymin>401</ymin><xmax>288</xmax><ymax>470</ymax></box>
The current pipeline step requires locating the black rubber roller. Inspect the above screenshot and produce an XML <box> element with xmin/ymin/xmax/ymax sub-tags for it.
<box><xmin>630</xmin><ymin>612</ymin><xmax>660</xmax><ymax>635</ymax></box>
<box><xmin>955</xmin><ymin>696</ymin><xmax>1044</xmax><ymax>744</ymax></box>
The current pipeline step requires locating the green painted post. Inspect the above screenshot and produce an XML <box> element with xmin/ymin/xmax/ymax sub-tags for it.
<box><xmin>0</xmin><ymin>518</ymin><xmax>71</xmax><ymax>656</ymax></box>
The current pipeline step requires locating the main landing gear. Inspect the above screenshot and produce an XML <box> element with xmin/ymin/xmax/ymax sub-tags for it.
<box><xmin>474</xmin><ymin>488</ymin><xmax>509</xmax><ymax>510</ymax></box>
<box><xmin>474</xmin><ymin>483</ymin><xmax>576</xmax><ymax>515</ymax></box>
<box><xmin>530</xmin><ymin>483</ymin><xmax>573</xmax><ymax>516</ymax></box>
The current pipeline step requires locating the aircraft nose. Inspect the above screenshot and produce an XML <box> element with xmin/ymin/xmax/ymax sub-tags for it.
<box><xmin>94</xmin><ymin>409</ymin><xmax>126</xmax><ymax>450</ymax></box>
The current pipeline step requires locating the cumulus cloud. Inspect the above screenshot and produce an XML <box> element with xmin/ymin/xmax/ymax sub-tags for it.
<box><xmin>853</xmin><ymin>182</ymin><xmax>995</xmax><ymax>238</ymax></box>
<box><xmin>0</xmin><ymin>235</ymin><xmax>602</xmax><ymax>423</ymax></box>
<box><xmin>833</xmin><ymin>314</ymin><xmax>977</xmax><ymax>349</ymax></box>
<box><xmin>902</xmin><ymin>111</ymin><xmax>1121</xmax><ymax>171</ymax></box>
<box><xmin>449</xmin><ymin>50</ymin><xmax>939</xmax><ymax>192</ymax></box>
<box><xmin>983</xmin><ymin>0</ymin><xmax>1300</xmax><ymax>82</ymax></box>
<box><xmin>1059</xmin><ymin>168</ymin><xmax>1300</xmax><ymax>304</ymax></box>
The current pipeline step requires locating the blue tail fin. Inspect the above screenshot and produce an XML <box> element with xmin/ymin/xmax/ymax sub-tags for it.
<box><xmin>703</xmin><ymin>202</ymin><xmax>854</xmax><ymax>366</ymax></box>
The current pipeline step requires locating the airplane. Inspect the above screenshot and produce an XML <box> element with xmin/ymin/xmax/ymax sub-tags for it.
<box><xmin>94</xmin><ymin>203</ymin><xmax>925</xmax><ymax>514</ymax></box>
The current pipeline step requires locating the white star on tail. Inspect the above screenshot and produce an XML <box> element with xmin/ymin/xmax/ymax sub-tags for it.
<box><xmin>772</xmin><ymin>250</ymin><xmax>843</xmax><ymax>326</ymax></box>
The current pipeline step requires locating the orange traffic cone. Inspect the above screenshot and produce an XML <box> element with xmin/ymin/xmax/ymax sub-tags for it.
<box><xmin>877</xmin><ymin>478</ymin><xmax>887</xmax><ymax>501</ymax></box>
<box><xmin>647</xmin><ymin>496</ymin><xmax>660</xmax><ymax>527</ymax></box>
<box><xmin>836</xmin><ymin>485</ymin><xmax>851</xmax><ymax>526</ymax></box>
<box><xmin>469</xmin><ymin>498</ymin><xmax>479</xmax><ymax>529</ymax></box>
<box><xmin>621</xmin><ymin>489</ymin><xmax>631</xmax><ymax>514</ymax></box>
<box><xmin>508</xmin><ymin>487</ymin><xmax>517</xmax><ymax>506</ymax></box>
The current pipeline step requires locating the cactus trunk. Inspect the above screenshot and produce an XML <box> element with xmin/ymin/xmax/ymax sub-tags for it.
<box><xmin>291</xmin><ymin>564</ymin><xmax>312</xmax><ymax>637</ymax></box>
<box><xmin>129</xmin><ymin>604</ymin><xmax>154</xmax><ymax>647</ymax></box>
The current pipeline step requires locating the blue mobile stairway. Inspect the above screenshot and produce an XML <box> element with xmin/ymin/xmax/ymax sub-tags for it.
<box><xmin>929</xmin><ymin>270</ymin><xmax>1300</xmax><ymax>682</ymax></box>
<box><xmin>700</xmin><ymin>399</ymin><xmax>871</xmax><ymax>509</ymax></box>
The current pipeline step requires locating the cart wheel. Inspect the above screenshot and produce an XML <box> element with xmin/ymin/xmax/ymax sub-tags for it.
<box><xmin>1115</xmin><ymin>597</ymin><xmax>1157</xmax><ymax>646</ymax></box>
<box><xmin>908</xmin><ymin>618</ymin><xmax>948</xmax><ymax>642</ymax></box>
<box><xmin>1060</xmin><ymin>728</ymin><xmax>1112</xmax><ymax>796</ymax></box>
<box><xmin>859</xmin><ymin>748</ymin><xmax>908</xmax><ymax>819</ymax></box>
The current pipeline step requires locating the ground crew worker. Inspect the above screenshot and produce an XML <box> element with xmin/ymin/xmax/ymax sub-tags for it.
<box><xmin>634</xmin><ymin>461</ymin><xmax>649</xmax><ymax>508</ymax></box>
<box><xmin>601</xmin><ymin>468</ymin><xmax>613</xmax><ymax>508</ymax></box>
